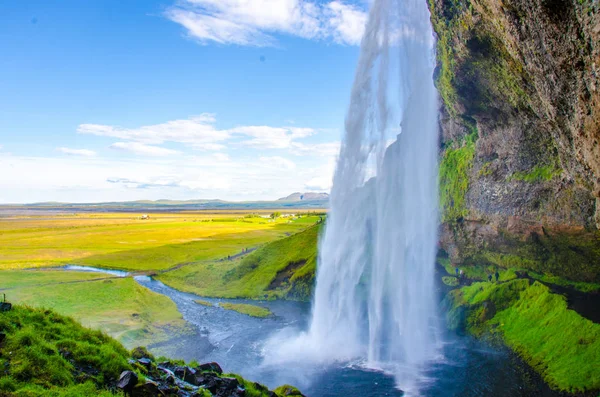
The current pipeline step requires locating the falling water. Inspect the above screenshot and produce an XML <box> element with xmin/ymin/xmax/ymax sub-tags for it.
<box><xmin>264</xmin><ymin>0</ymin><xmax>439</xmax><ymax>392</ymax></box>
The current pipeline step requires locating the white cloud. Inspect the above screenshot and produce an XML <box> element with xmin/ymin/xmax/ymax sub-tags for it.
<box><xmin>231</xmin><ymin>125</ymin><xmax>316</xmax><ymax>149</ymax></box>
<box><xmin>78</xmin><ymin>114</ymin><xmax>229</xmax><ymax>146</ymax></box>
<box><xmin>79</xmin><ymin>115</ymin><xmax>330</xmax><ymax>154</ymax></box>
<box><xmin>165</xmin><ymin>0</ymin><xmax>367</xmax><ymax>46</ymax></box>
<box><xmin>260</xmin><ymin>156</ymin><xmax>296</xmax><ymax>170</ymax></box>
<box><xmin>109</xmin><ymin>142</ymin><xmax>180</xmax><ymax>156</ymax></box>
<box><xmin>291</xmin><ymin>141</ymin><xmax>341</xmax><ymax>157</ymax></box>
<box><xmin>57</xmin><ymin>147</ymin><xmax>97</xmax><ymax>157</ymax></box>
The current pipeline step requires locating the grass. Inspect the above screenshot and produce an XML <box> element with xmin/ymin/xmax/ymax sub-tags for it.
<box><xmin>0</xmin><ymin>212</ymin><xmax>321</xmax><ymax>271</ymax></box>
<box><xmin>219</xmin><ymin>302</ymin><xmax>272</xmax><ymax>318</ymax></box>
<box><xmin>0</xmin><ymin>305</ymin><xmax>302</xmax><ymax>397</ymax></box>
<box><xmin>448</xmin><ymin>280</ymin><xmax>600</xmax><ymax>392</ymax></box>
<box><xmin>158</xmin><ymin>223</ymin><xmax>321</xmax><ymax>301</ymax></box>
<box><xmin>194</xmin><ymin>299</ymin><xmax>214</xmax><ymax>307</ymax></box>
<box><xmin>0</xmin><ymin>271</ymin><xmax>188</xmax><ymax>349</ymax></box>
<box><xmin>0</xmin><ymin>305</ymin><xmax>131</xmax><ymax>395</ymax></box>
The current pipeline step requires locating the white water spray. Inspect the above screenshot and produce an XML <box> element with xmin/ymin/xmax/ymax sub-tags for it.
<box><xmin>265</xmin><ymin>0</ymin><xmax>439</xmax><ymax>391</ymax></box>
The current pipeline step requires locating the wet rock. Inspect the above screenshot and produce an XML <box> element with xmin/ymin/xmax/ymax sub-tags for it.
<box><xmin>138</xmin><ymin>357</ymin><xmax>153</xmax><ymax>368</ymax></box>
<box><xmin>117</xmin><ymin>370</ymin><xmax>139</xmax><ymax>393</ymax></box>
<box><xmin>132</xmin><ymin>379</ymin><xmax>161</xmax><ymax>396</ymax></box>
<box><xmin>174</xmin><ymin>366</ymin><xmax>197</xmax><ymax>384</ymax></box>
<box><xmin>197</xmin><ymin>362</ymin><xmax>223</xmax><ymax>374</ymax></box>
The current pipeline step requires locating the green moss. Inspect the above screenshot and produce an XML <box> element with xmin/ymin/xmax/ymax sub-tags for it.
<box><xmin>492</xmin><ymin>282</ymin><xmax>600</xmax><ymax>392</ymax></box>
<box><xmin>478</xmin><ymin>161</ymin><xmax>493</xmax><ymax>177</ymax></box>
<box><xmin>509</xmin><ymin>164</ymin><xmax>562</xmax><ymax>182</ymax></box>
<box><xmin>219</xmin><ymin>302</ymin><xmax>272</xmax><ymax>318</ymax></box>
<box><xmin>447</xmin><ymin>281</ymin><xmax>600</xmax><ymax>392</ymax></box>
<box><xmin>439</xmin><ymin>133</ymin><xmax>476</xmax><ymax>222</ymax></box>
<box><xmin>274</xmin><ymin>384</ymin><xmax>305</xmax><ymax>396</ymax></box>
<box><xmin>442</xmin><ymin>276</ymin><xmax>459</xmax><ymax>287</ymax></box>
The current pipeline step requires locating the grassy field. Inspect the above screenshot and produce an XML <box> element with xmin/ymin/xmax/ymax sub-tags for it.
<box><xmin>0</xmin><ymin>211</ymin><xmax>321</xmax><ymax>271</ymax></box>
<box><xmin>157</xmin><ymin>223</ymin><xmax>321</xmax><ymax>301</ymax></box>
<box><xmin>0</xmin><ymin>270</ymin><xmax>189</xmax><ymax>349</ymax></box>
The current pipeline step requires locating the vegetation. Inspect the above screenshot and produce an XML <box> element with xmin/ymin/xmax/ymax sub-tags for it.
<box><xmin>0</xmin><ymin>306</ymin><xmax>302</xmax><ymax>396</ymax></box>
<box><xmin>0</xmin><ymin>306</ymin><xmax>131</xmax><ymax>395</ymax></box>
<box><xmin>1</xmin><ymin>271</ymin><xmax>188</xmax><ymax>348</ymax></box>
<box><xmin>439</xmin><ymin>132</ymin><xmax>476</xmax><ymax>222</ymax></box>
<box><xmin>194</xmin><ymin>299</ymin><xmax>214</xmax><ymax>307</ymax></box>
<box><xmin>446</xmin><ymin>280</ymin><xmax>600</xmax><ymax>392</ymax></box>
<box><xmin>158</xmin><ymin>223</ymin><xmax>322</xmax><ymax>301</ymax></box>
<box><xmin>0</xmin><ymin>212</ymin><xmax>320</xmax><ymax>271</ymax></box>
<box><xmin>219</xmin><ymin>302</ymin><xmax>272</xmax><ymax>318</ymax></box>
<box><xmin>509</xmin><ymin>164</ymin><xmax>562</xmax><ymax>183</ymax></box>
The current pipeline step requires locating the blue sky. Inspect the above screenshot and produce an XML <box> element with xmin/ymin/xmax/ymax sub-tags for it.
<box><xmin>0</xmin><ymin>0</ymin><xmax>368</xmax><ymax>203</ymax></box>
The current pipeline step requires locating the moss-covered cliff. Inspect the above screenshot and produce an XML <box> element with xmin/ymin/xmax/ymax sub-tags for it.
<box><xmin>429</xmin><ymin>0</ymin><xmax>600</xmax><ymax>282</ymax></box>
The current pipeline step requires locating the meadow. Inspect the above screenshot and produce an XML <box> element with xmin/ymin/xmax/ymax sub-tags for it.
<box><xmin>0</xmin><ymin>211</ymin><xmax>321</xmax><ymax>271</ymax></box>
<box><xmin>0</xmin><ymin>270</ymin><xmax>188</xmax><ymax>349</ymax></box>
<box><xmin>0</xmin><ymin>210</ymin><xmax>322</xmax><ymax>348</ymax></box>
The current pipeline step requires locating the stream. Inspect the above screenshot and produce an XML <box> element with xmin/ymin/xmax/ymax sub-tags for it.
<box><xmin>61</xmin><ymin>266</ymin><xmax>558</xmax><ymax>396</ymax></box>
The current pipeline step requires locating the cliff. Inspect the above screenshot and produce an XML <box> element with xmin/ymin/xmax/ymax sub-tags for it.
<box><xmin>429</xmin><ymin>0</ymin><xmax>600</xmax><ymax>282</ymax></box>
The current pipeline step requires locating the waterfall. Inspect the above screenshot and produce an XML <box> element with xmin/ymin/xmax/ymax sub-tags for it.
<box><xmin>265</xmin><ymin>0</ymin><xmax>440</xmax><ymax>392</ymax></box>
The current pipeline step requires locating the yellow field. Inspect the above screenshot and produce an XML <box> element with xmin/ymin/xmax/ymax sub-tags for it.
<box><xmin>0</xmin><ymin>211</ymin><xmax>321</xmax><ymax>271</ymax></box>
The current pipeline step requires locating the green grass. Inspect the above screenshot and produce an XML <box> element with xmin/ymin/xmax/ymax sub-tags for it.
<box><xmin>0</xmin><ymin>212</ymin><xmax>321</xmax><ymax>271</ymax></box>
<box><xmin>448</xmin><ymin>280</ymin><xmax>600</xmax><ymax>392</ymax></box>
<box><xmin>158</xmin><ymin>223</ymin><xmax>321</xmax><ymax>301</ymax></box>
<box><xmin>219</xmin><ymin>302</ymin><xmax>272</xmax><ymax>318</ymax></box>
<box><xmin>442</xmin><ymin>276</ymin><xmax>459</xmax><ymax>287</ymax></box>
<box><xmin>0</xmin><ymin>306</ymin><xmax>302</xmax><ymax>397</ymax></box>
<box><xmin>0</xmin><ymin>306</ymin><xmax>131</xmax><ymax>395</ymax></box>
<box><xmin>194</xmin><ymin>299</ymin><xmax>214</xmax><ymax>307</ymax></box>
<box><xmin>1</xmin><ymin>271</ymin><xmax>188</xmax><ymax>349</ymax></box>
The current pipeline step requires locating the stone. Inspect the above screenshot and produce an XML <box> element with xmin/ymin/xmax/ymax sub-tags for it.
<box><xmin>117</xmin><ymin>370</ymin><xmax>138</xmax><ymax>393</ymax></box>
<box><xmin>174</xmin><ymin>366</ymin><xmax>197</xmax><ymax>384</ymax></box>
<box><xmin>197</xmin><ymin>362</ymin><xmax>223</xmax><ymax>374</ymax></box>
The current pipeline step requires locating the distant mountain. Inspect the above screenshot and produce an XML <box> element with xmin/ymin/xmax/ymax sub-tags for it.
<box><xmin>278</xmin><ymin>192</ymin><xmax>329</xmax><ymax>202</ymax></box>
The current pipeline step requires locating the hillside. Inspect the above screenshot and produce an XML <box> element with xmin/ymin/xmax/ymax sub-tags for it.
<box><xmin>158</xmin><ymin>223</ymin><xmax>322</xmax><ymax>301</ymax></box>
<box><xmin>0</xmin><ymin>305</ymin><xmax>303</xmax><ymax>396</ymax></box>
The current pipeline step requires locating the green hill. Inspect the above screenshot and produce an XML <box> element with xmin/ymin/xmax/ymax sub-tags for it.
<box><xmin>158</xmin><ymin>223</ymin><xmax>322</xmax><ymax>301</ymax></box>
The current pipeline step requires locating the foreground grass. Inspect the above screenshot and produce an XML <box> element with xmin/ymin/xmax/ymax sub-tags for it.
<box><xmin>0</xmin><ymin>271</ymin><xmax>188</xmax><ymax>349</ymax></box>
<box><xmin>220</xmin><ymin>302</ymin><xmax>272</xmax><ymax>318</ymax></box>
<box><xmin>158</xmin><ymin>223</ymin><xmax>321</xmax><ymax>301</ymax></box>
<box><xmin>0</xmin><ymin>306</ymin><xmax>131</xmax><ymax>396</ymax></box>
<box><xmin>448</xmin><ymin>280</ymin><xmax>600</xmax><ymax>393</ymax></box>
<box><xmin>0</xmin><ymin>306</ymin><xmax>302</xmax><ymax>396</ymax></box>
<box><xmin>0</xmin><ymin>212</ymin><xmax>320</xmax><ymax>271</ymax></box>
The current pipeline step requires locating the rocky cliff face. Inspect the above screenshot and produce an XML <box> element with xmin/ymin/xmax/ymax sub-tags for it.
<box><xmin>429</xmin><ymin>0</ymin><xmax>600</xmax><ymax>281</ymax></box>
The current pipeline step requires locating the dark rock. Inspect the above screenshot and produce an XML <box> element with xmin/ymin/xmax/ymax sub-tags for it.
<box><xmin>138</xmin><ymin>358</ymin><xmax>153</xmax><ymax>368</ymax></box>
<box><xmin>132</xmin><ymin>379</ymin><xmax>161</xmax><ymax>397</ymax></box>
<box><xmin>117</xmin><ymin>370</ymin><xmax>139</xmax><ymax>393</ymax></box>
<box><xmin>174</xmin><ymin>366</ymin><xmax>197</xmax><ymax>384</ymax></box>
<box><xmin>197</xmin><ymin>361</ymin><xmax>223</xmax><ymax>374</ymax></box>
<box><xmin>0</xmin><ymin>302</ymin><xmax>11</xmax><ymax>312</ymax></box>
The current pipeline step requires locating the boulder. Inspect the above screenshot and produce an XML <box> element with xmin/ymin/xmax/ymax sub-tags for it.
<box><xmin>197</xmin><ymin>362</ymin><xmax>223</xmax><ymax>374</ymax></box>
<box><xmin>138</xmin><ymin>358</ymin><xmax>153</xmax><ymax>369</ymax></box>
<box><xmin>117</xmin><ymin>370</ymin><xmax>138</xmax><ymax>393</ymax></box>
<box><xmin>132</xmin><ymin>379</ymin><xmax>161</xmax><ymax>397</ymax></box>
<box><xmin>174</xmin><ymin>366</ymin><xmax>197</xmax><ymax>384</ymax></box>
